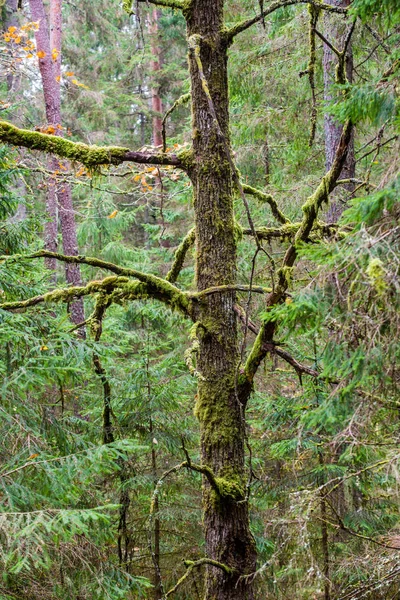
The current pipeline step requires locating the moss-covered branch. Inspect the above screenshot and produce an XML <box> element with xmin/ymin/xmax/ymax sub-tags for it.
<box><xmin>242</xmin><ymin>184</ymin><xmax>289</xmax><ymax>225</ymax></box>
<box><xmin>242</xmin><ymin>221</ymin><xmax>349</xmax><ymax>241</ymax></box>
<box><xmin>0</xmin><ymin>120</ymin><xmax>185</xmax><ymax>170</ymax></box>
<box><xmin>124</xmin><ymin>0</ymin><xmax>184</xmax><ymax>11</ymax></box>
<box><xmin>3</xmin><ymin>249</ymin><xmax>192</xmax><ymax>317</ymax></box>
<box><xmin>166</xmin><ymin>228</ymin><xmax>195</xmax><ymax>283</ymax></box>
<box><xmin>162</xmin><ymin>93</ymin><xmax>191</xmax><ymax>153</ymax></box>
<box><xmin>244</xmin><ymin>120</ymin><xmax>353</xmax><ymax>381</ymax></box>
<box><xmin>0</xmin><ymin>277</ymin><xmax>129</xmax><ymax>312</ymax></box>
<box><xmin>225</xmin><ymin>0</ymin><xmax>348</xmax><ymax>42</ymax></box>
<box><xmin>166</xmin><ymin>558</ymin><xmax>233</xmax><ymax>598</ymax></box>
<box><xmin>190</xmin><ymin>284</ymin><xmax>272</xmax><ymax>300</ymax></box>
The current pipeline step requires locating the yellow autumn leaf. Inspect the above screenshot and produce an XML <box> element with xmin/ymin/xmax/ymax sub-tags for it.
<box><xmin>26</xmin><ymin>53</ymin><xmax>33</xmax><ymax>58</ymax></box>
<box><xmin>56</xmin><ymin>75</ymin><xmax>61</xmax><ymax>82</ymax></box>
<box><xmin>40</xmin><ymin>345</ymin><xmax>48</xmax><ymax>351</ymax></box>
<box><xmin>8</xmin><ymin>26</ymin><xmax>17</xmax><ymax>33</ymax></box>
<box><xmin>14</xmin><ymin>36</ymin><xmax>21</xmax><ymax>43</ymax></box>
<box><xmin>65</xmin><ymin>71</ymin><xmax>74</xmax><ymax>77</ymax></box>
<box><xmin>36</xmin><ymin>50</ymin><xmax>46</xmax><ymax>58</ymax></box>
<box><xmin>28</xmin><ymin>453</ymin><xmax>39</xmax><ymax>460</ymax></box>
<box><xmin>46</xmin><ymin>126</ymin><xmax>56</xmax><ymax>134</ymax></box>
<box><xmin>71</xmin><ymin>78</ymin><xmax>79</xmax><ymax>84</ymax></box>
<box><xmin>107</xmin><ymin>210</ymin><xmax>118</xmax><ymax>219</ymax></box>
<box><xmin>133</xmin><ymin>174</ymin><xmax>141</xmax><ymax>182</ymax></box>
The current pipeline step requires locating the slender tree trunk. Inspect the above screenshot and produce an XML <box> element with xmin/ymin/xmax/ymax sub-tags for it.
<box><xmin>323</xmin><ymin>0</ymin><xmax>355</xmax><ymax>222</ymax></box>
<box><xmin>29</xmin><ymin>0</ymin><xmax>85</xmax><ymax>325</ymax></box>
<box><xmin>4</xmin><ymin>0</ymin><xmax>28</xmax><ymax>225</ymax></box>
<box><xmin>149</xmin><ymin>8</ymin><xmax>163</xmax><ymax>148</ymax></box>
<box><xmin>187</xmin><ymin>2</ymin><xmax>256</xmax><ymax>598</ymax></box>
<box><xmin>150</xmin><ymin>419</ymin><xmax>162</xmax><ymax>600</ymax></box>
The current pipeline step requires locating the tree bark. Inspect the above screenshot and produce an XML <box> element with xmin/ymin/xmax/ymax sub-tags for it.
<box><xmin>29</xmin><ymin>0</ymin><xmax>85</xmax><ymax>325</ymax></box>
<box><xmin>323</xmin><ymin>0</ymin><xmax>355</xmax><ymax>222</ymax></box>
<box><xmin>187</xmin><ymin>2</ymin><xmax>257</xmax><ymax>598</ymax></box>
<box><xmin>149</xmin><ymin>8</ymin><xmax>163</xmax><ymax>148</ymax></box>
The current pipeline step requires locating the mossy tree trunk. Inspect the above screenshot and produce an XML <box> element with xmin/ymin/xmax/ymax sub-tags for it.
<box><xmin>187</xmin><ymin>2</ymin><xmax>256</xmax><ymax>598</ymax></box>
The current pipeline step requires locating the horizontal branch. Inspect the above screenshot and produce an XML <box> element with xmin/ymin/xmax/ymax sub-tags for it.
<box><xmin>136</xmin><ymin>0</ymin><xmax>183</xmax><ymax>9</ymax></box>
<box><xmin>225</xmin><ymin>0</ymin><xmax>348</xmax><ymax>42</ymax></box>
<box><xmin>190</xmin><ymin>284</ymin><xmax>272</xmax><ymax>300</ymax></box>
<box><xmin>166</xmin><ymin>558</ymin><xmax>233</xmax><ymax>598</ymax></box>
<box><xmin>1</xmin><ymin>251</ymin><xmax>193</xmax><ymax>317</ymax></box>
<box><xmin>0</xmin><ymin>120</ymin><xmax>186</xmax><ymax>170</ymax></box>
<box><xmin>0</xmin><ymin>276</ymin><xmax>129</xmax><ymax>311</ymax></box>
<box><xmin>242</xmin><ymin>183</ymin><xmax>289</xmax><ymax>224</ymax></box>
<box><xmin>242</xmin><ymin>221</ymin><xmax>348</xmax><ymax>241</ymax></box>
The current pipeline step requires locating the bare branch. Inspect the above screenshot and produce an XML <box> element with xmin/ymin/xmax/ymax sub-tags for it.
<box><xmin>225</xmin><ymin>0</ymin><xmax>348</xmax><ymax>42</ymax></box>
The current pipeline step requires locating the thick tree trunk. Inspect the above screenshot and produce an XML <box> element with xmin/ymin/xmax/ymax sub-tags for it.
<box><xmin>29</xmin><ymin>0</ymin><xmax>85</xmax><ymax>326</ymax></box>
<box><xmin>187</xmin><ymin>2</ymin><xmax>256</xmax><ymax>598</ymax></box>
<box><xmin>323</xmin><ymin>0</ymin><xmax>355</xmax><ymax>222</ymax></box>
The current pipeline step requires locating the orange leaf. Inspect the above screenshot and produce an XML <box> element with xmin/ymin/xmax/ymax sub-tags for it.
<box><xmin>107</xmin><ymin>210</ymin><xmax>118</xmax><ymax>219</ymax></box>
<box><xmin>28</xmin><ymin>453</ymin><xmax>39</xmax><ymax>460</ymax></box>
<box><xmin>56</xmin><ymin>75</ymin><xmax>61</xmax><ymax>82</ymax></box>
<box><xmin>65</xmin><ymin>71</ymin><xmax>74</xmax><ymax>77</ymax></box>
<box><xmin>36</xmin><ymin>50</ymin><xmax>46</xmax><ymax>58</ymax></box>
<box><xmin>8</xmin><ymin>26</ymin><xmax>17</xmax><ymax>33</ymax></box>
<box><xmin>51</xmin><ymin>48</ymin><xmax>59</xmax><ymax>61</ymax></box>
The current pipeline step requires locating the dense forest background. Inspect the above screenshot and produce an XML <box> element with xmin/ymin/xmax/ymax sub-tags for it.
<box><xmin>0</xmin><ymin>0</ymin><xmax>399</xmax><ymax>598</ymax></box>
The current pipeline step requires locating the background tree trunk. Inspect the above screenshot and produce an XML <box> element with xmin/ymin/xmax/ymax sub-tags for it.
<box><xmin>29</xmin><ymin>0</ymin><xmax>85</xmax><ymax>326</ymax></box>
<box><xmin>187</xmin><ymin>2</ymin><xmax>257</xmax><ymax>598</ymax></box>
<box><xmin>323</xmin><ymin>0</ymin><xmax>355</xmax><ymax>222</ymax></box>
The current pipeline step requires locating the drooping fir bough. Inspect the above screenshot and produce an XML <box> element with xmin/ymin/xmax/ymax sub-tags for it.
<box><xmin>1</xmin><ymin>0</ymin><xmax>394</xmax><ymax>597</ymax></box>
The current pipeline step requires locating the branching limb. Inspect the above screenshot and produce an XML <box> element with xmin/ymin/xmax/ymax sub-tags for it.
<box><xmin>244</xmin><ymin>119</ymin><xmax>353</xmax><ymax>381</ymax></box>
<box><xmin>0</xmin><ymin>276</ymin><xmax>129</xmax><ymax>312</ymax></box>
<box><xmin>165</xmin><ymin>558</ymin><xmax>233</xmax><ymax>598</ymax></box>
<box><xmin>0</xmin><ymin>120</ymin><xmax>186</xmax><ymax>170</ymax></box>
<box><xmin>234</xmin><ymin>304</ymin><xmax>321</xmax><ymax>381</ymax></box>
<box><xmin>2</xmin><ymin>250</ymin><xmax>193</xmax><ymax>316</ymax></box>
<box><xmin>225</xmin><ymin>0</ymin><xmax>348</xmax><ymax>43</ymax></box>
<box><xmin>242</xmin><ymin>184</ymin><xmax>289</xmax><ymax>225</ymax></box>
